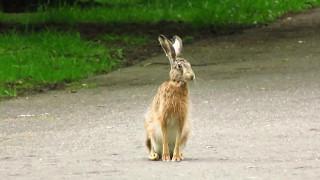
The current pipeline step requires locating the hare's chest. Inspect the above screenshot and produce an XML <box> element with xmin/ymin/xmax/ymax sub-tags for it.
<box><xmin>163</xmin><ymin>95</ymin><xmax>188</xmax><ymax>115</ymax></box>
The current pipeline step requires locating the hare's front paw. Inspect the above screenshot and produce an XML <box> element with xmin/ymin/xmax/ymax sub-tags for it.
<box><xmin>149</xmin><ymin>152</ymin><xmax>159</xmax><ymax>161</ymax></box>
<box><xmin>162</xmin><ymin>153</ymin><xmax>170</xmax><ymax>161</ymax></box>
<box><xmin>172</xmin><ymin>153</ymin><xmax>183</xmax><ymax>162</ymax></box>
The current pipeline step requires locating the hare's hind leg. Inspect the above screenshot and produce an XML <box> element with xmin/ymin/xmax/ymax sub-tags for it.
<box><xmin>145</xmin><ymin>115</ymin><xmax>160</xmax><ymax>161</ymax></box>
<box><xmin>146</xmin><ymin>137</ymin><xmax>160</xmax><ymax>161</ymax></box>
<box><xmin>149</xmin><ymin>148</ymin><xmax>160</xmax><ymax>161</ymax></box>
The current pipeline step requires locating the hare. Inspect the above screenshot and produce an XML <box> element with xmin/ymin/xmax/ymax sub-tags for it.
<box><xmin>144</xmin><ymin>35</ymin><xmax>195</xmax><ymax>161</ymax></box>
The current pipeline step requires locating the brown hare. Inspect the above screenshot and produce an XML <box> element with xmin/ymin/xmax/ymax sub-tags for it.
<box><xmin>144</xmin><ymin>35</ymin><xmax>195</xmax><ymax>161</ymax></box>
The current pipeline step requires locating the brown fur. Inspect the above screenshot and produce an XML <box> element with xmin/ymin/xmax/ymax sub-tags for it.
<box><xmin>144</xmin><ymin>35</ymin><xmax>194</xmax><ymax>161</ymax></box>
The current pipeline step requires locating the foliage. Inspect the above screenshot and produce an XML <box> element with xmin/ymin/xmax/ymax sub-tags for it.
<box><xmin>100</xmin><ymin>34</ymin><xmax>149</xmax><ymax>46</ymax></box>
<box><xmin>0</xmin><ymin>0</ymin><xmax>320</xmax><ymax>25</ymax></box>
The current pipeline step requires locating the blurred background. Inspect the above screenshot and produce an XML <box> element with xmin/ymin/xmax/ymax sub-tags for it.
<box><xmin>0</xmin><ymin>0</ymin><xmax>319</xmax><ymax>98</ymax></box>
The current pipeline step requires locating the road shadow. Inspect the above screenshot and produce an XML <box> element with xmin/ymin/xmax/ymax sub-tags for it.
<box><xmin>136</xmin><ymin>156</ymin><xmax>231</xmax><ymax>163</ymax></box>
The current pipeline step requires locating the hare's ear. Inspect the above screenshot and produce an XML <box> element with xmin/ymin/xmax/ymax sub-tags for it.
<box><xmin>172</xmin><ymin>35</ymin><xmax>183</xmax><ymax>56</ymax></box>
<box><xmin>158</xmin><ymin>34</ymin><xmax>176</xmax><ymax>64</ymax></box>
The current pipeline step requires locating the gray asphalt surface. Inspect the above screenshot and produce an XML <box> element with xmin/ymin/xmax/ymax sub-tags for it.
<box><xmin>1</xmin><ymin>9</ymin><xmax>320</xmax><ymax>180</ymax></box>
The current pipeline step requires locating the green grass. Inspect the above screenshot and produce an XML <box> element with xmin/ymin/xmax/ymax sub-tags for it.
<box><xmin>0</xmin><ymin>0</ymin><xmax>320</xmax><ymax>25</ymax></box>
<box><xmin>0</xmin><ymin>31</ymin><xmax>118</xmax><ymax>98</ymax></box>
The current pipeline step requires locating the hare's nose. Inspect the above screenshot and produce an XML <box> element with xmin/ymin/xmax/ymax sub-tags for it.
<box><xmin>186</xmin><ymin>73</ymin><xmax>195</xmax><ymax>81</ymax></box>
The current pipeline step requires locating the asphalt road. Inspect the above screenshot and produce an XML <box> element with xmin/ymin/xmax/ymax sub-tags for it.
<box><xmin>1</xmin><ymin>9</ymin><xmax>320</xmax><ymax>180</ymax></box>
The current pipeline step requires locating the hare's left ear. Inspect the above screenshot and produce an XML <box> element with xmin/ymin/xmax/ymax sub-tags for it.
<box><xmin>158</xmin><ymin>34</ymin><xmax>176</xmax><ymax>65</ymax></box>
<box><xmin>172</xmin><ymin>35</ymin><xmax>183</xmax><ymax>57</ymax></box>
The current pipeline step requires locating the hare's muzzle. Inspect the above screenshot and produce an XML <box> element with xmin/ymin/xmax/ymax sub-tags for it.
<box><xmin>185</xmin><ymin>72</ymin><xmax>195</xmax><ymax>81</ymax></box>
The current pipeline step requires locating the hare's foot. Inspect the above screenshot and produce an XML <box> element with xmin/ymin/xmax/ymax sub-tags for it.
<box><xmin>162</xmin><ymin>153</ymin><xmax>170</xmax><ymax>161</ymax></box>
<box><xmin>172</xmin><ymin>153</ymin><xmax>183</xmax><ymax>162</ymax></box>
<box><xmin>149</xmin><ymin>152</ymin><xmax>159</xmax><ymax>161</ymax></box>
<box><xmin>180</xmin><ymin>152</ymin><xmax>184</xmax><ymax>160</ymax></box>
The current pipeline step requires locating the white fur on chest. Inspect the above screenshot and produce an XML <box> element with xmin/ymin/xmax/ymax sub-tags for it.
<box><xmin>152</xmin><ymin>118</ymin><xmax>179</xmax><ymax>155</ymax></box>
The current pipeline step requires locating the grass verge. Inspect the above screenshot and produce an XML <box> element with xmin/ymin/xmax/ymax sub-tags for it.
<box><xmin>0</xmin><ymin>31</ymin><xmax>120</xmax><ymax>98</ymax></box>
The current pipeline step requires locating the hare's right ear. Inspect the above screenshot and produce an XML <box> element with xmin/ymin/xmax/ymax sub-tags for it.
<box><xmin>172</xmin><ymin>35</ymin><xmax>183</xmax><ymax>57</ymax></box>
<box><xmin>158</xmin><ymin>34</ymin><xmax>176</xmax><ymax>65</ymax></box>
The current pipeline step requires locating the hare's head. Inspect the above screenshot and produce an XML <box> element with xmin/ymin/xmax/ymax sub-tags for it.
<box><xmin>158</xmin><ymin>35</ymin><xmax>195</xmax><ymax>83</ymax></box>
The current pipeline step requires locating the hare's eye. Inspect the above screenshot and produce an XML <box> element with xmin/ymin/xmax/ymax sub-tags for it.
<box><xmin>177</xmin><ymin>64</ymin><xmax>182</xmax><ymax>69</ymax></box>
